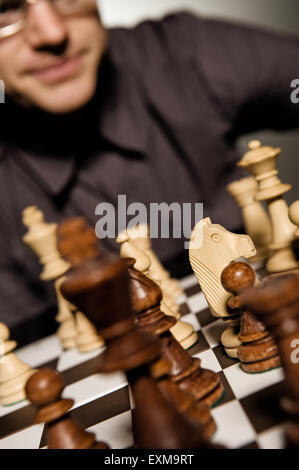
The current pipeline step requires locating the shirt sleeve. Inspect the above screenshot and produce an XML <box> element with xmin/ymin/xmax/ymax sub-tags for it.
<box><xmin>159</xmin><ymin>12</ymin><xmax>299</xmax><ymax>136</ymax></box>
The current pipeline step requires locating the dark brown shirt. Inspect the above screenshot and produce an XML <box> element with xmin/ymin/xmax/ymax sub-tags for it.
<box><xmin>1</xmin><ymin>13</ymin><xmax>299</xmax><ymax>339</ymax></box>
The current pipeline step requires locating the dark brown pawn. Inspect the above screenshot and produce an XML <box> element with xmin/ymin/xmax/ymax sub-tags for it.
<box><xmin>128</xmin><ymin>264</ymin><xmax>217</xmax><ymax>438</ymax></box>
<box><xmin>25</xmin><ymin>368</ymin><xmax>109</xmax><ymax>449</ymax></box>
<box><xmin>241</xmin><ymin>274</ymin><xmax>299</xmax><ymax>449</ymax></box>
<box><xmin>57</xmin><ymin>218</ymin><xmax>217</xmax><ymax>449</ymax></box>
<box><xmin>221</xmin><ymin>262</ymin><xmax>281</xmax><ymax>373</ymax></box>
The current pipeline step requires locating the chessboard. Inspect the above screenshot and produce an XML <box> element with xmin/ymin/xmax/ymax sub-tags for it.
<box><xmin>0</xmin><ymin>272</ymin><xmax>286</xmax><ymax>450</ymax></box>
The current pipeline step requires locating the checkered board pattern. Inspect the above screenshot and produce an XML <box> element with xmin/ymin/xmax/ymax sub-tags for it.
<box><xmin>0</xmin><ymin>273</ymin><xmax>286</xmax><ymax>450</ymax></box>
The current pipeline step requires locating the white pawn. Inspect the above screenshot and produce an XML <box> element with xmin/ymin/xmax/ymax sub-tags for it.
<box><xmin>22</xmin><ymin>206</ymin><xmax>70</xmax><ymax>281</ymax></box>
<box><xmin>289</xmin><ymin>201</ymin><xmax>299</xmax><ymax>239</ymax></box>
<box><xmin>117</xmin><ymin>226</ymin><xmax>181</xmax><ymax>313</ymax></box>
<box><xmin>125</xmin><ymin>224</ymin><xmax>184</xmax><ymax>300</ymax></box>
<box><xmin>116</xmin><ymin>231</ymin><xmax>176</xmax><ymax>316</ymax></box>
<box><xmin>116</xmin><ymin>231</ymin><xmax>198</xmax><ymax>350</ymax></box>
<box><xmin>76</xmin><ymin>312</ymin><xmax>104</xmax><ymax>353</ymax></box>
<box><xmin>55</xmin><ymin>277</ymin><xmax>77</xmax><ymax>350</ymax></box>
<box><xmin>0</xmin><ymin>323</ymin><xmax>35</xmax><ymax>406</ymax></box>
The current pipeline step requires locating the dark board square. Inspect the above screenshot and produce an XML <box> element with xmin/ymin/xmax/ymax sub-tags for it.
<box><xmin>39</xmin><ymin>385</ymin><xmax>131</xmax><ymax>448</ymax></box>
<box><xmin>256</xmin><ymin>266</ymin><xmax>268</xmax><ymax>280</ymax></box>
<box><xmin>213</xmin><ymin>344</ymin><xmax>239</xmax><ymax>370</ymax></box>
<box><xmin>61</xmin><ymin>354</ymin><xmax>103</xmax><ymax>386</ymax></box>
<box><xmin>185</xmin><ymin>284</ymin><xmax>201</xmax><ymax>297</ymax></box>
<box><xmin>239</xmin><ymin>441</ymin><xmax>260</xmax><ymax>449</ymax></box>
<box><xmin>188</xmin><ymin>330</ymin><xmax>210</xmax><ymax>356</ymax></box>
<box><xmin>240</xmin><ymin>381</ymin><xmax>286</xmax><ymax>434</ymax></box>
<box><xmin>196</xmin><ymin>307</ymin><xmax>215</xmax><ymax>327</ymax></box>
<box><xmin>213</xmin><ymin>371</ymin><xmax>236</xmax><ymax>408</ymax></box>
<box><xmin>38</xmin><ymin>358</ymin><xmax>59</xmax><ymax>371</ymax></box>
<box><xmin>179</xmin><ymin>302</ymin><xmax>191</xmax><ymax>317</ymax></box>
<box><xmin>0</xmin><ymin>404</ymin><xmax>36</xmax><ymax>439</ymax></box>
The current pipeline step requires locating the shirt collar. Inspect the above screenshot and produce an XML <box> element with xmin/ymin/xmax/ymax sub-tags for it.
<box><xmin>14</xmin><ymin>147</ymin><xmax>76</xmax><ymax>197</ymax></box>
<box><xmin>96</xmin><ymin>50</ymin><xmax>149</xmax><ymax>157</ymax></box>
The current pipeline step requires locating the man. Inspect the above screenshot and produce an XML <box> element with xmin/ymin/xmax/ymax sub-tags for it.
<box><xmin>0</xmin><ymin>0</ymin><xmax>299</xmax><ymax>343</ymax></box>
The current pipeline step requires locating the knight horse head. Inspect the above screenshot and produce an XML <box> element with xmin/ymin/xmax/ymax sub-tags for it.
<box><xmin>189</xmin><ymin>218</ymin><xmax>256</xmax><ymax>318</ymax></box>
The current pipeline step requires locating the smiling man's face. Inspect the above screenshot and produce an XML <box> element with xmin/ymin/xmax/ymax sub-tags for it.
<box><xmin>0</xmin><ymin>0</ymin><xmax>108</xmax><ymax>113</ymax></box>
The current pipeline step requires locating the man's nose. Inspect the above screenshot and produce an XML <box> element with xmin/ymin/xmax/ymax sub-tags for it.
<box><xmin>24</xmin><ymin>1</ymin><xmax>68</xmax><ymax>49</ymax></box>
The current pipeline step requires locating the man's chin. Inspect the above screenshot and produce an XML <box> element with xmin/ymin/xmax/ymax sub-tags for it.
<box><xmin>21</xmin><ymin>77</ymin><xmax>97</xmax><ymax>114</ymax></box>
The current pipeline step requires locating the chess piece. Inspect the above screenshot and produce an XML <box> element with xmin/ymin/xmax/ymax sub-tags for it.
<box><xmin>0</xmin><ymin>323</ymin><xmax>35</xmax><ymax>406</ymax></box>
<box><xmin>221</xmin><ymin>262</ymin><xmax>281</xmax><ymax>372</ymax></box>
<box><xmin>123</xmin><ymin>224</ymin><xmax>184</xmax><ymax>299</ymax></box>
<box><xmin>238</xmin><ymin>140</ymin><xmax>297</xmax><ymax>273</ymax></box>
<box><xmin>116</xmin><ymin>230</ymin><xmax>180</xmax><ymax>313</ymax></box>
<box><xmin>25</xmin><ymin>368</ymin><xmax>109</xmax><ymax>449</ymax></box>
<box><xmin>227</xmin><ymin>176</ymin><xmax>272</xmax><ymax>264</ymax></box>
<box><xmin>22</xmin><ymin>206</ymin><xmax>70</xmax><ymax>280</ymax></box>
<box><xmin>58</xmin><ymin>218</ymin><xmax>214</xmax><ymax>449</ymax></box>
<box><xmin>117</xmin><ymin>230</ymin><xmax>198</xmax><ymax>350</ymax></box>
<box><xmin>22</xmin><ymin>207</ymin><xmax>103</xmax><ymax>352</ymax></box>
<box><xmin>241</xmin><ymin>274</ymin><xmax>299</xmax><ymax>448</ymax></box>
<box><xmin>76</xmin><ymin>311</ymin><xmax>103</xmax><ymax>353</ymax></box>
<box><xmin>54</xmin><ymin>277</ymin><xmax>77</xmax><ymax>350</ymax></box>
<box><xmin>289</xmin><ymin>201</ymin><xmax>299</xmax><ymax>239</ymax></box>
<box><xmin>189</xmin><ymin>217</ymin><xmax>256</xmax><ymax>358</ymax></box>
<box><xmin>128</xmin><ymin>264</ymin><xmax>223</xmax><ymax>416</ymax></box>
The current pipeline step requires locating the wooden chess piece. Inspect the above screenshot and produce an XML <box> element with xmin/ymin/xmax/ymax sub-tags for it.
<box><xmin>227</xmin><ymin>176</ymin><xmax>272</xmax><ymax>264</ymax></box>
<box><xmin>221</xmin><ymin>262</ymin><xmax>281</xmax><ymax>372</ymax></box>
<box><xmin>22</xmin><ymin>206</ymin><xmax>70</xmax><ymax>280</ymax></box>
<box><xmin>128</xmin><ymin>263</ymin><xmax>223</xmax><ymax>421</ymax></box>
<box><xmin>0</xmin><ymin>323</ymin><xmax>35</xmax><ymax>406</ymax></box>
<box><xmin>22</xmin><ymin>207</ymin><xmax>103</xmax><ymax>352</ymax></box>
<box><xmin>189</xmin><ymin>217</ymin><xmax>256</xmax><ymax>358</ymax></box>
<box><xmin>58</xmin><ymin>218</ymin><xmax>215</xmax><ymax>449</ymax></box>
<box><xmin>122</xmin><ymin>224</ymin><xmax>184</xmax><ymax>299</ymax></box>
<box><xmin>238</xmin><ymin>140</ymin><xmax>297</xmax><ymax>273</ymax></box>
<box><xmin>54</xmin><ymin>277</ymin><xmax>77</xmax><ymax>350</ymax></box>
<box><xmin>116</xmin><ymin>231</ymin><xmax>179</xmax><ymax>314</ymax></box>
<box><xmin>117</xmin><ymin>230</ymin><xmax>198</xmax><ymax>350</ymax></box>
<box><xmin>25</xmin><ymin>368</ymin><xmax>109</xmax><ymax>449</ymax></box>
<box><xmin>289</xmin><ymin>201</ymin><xmax>299</xmax><ymax>239</ymax></box>
<box><xmin>241</xmin><ymin>275</ymin><xmax>299</xmax><ymax>448</ymax></box>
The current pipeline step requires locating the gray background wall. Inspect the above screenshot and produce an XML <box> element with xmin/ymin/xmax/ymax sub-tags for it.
<box><xmin>98</xmin><ymin>0</ymin><xmax>299</xmax><ymax>203</ymax></box>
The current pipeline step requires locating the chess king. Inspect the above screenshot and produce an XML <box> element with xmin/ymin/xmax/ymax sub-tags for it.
<box><xmin>0</xmin><ymin>0</ymin><xmax>299</xmax><ymax>337</ymax></box>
